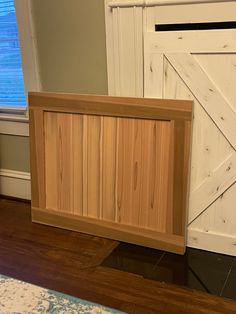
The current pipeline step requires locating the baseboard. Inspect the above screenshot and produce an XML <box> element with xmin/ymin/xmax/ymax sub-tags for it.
<box><xmin>187</xmin><ymin>228</ymin><xmax>236</xmax><ymax>256</ymax></box>
<box><xmin>0</xmin><ymin>119</ymin><xmax>29</xmax><ymax>136</ymax></box>
<box><xmin>0</xmin><ymin>169</ymin><xmax>31</xmax><ymax>200</ymax></box>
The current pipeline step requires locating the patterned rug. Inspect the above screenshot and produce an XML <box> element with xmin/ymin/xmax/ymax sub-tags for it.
<box><xmin>0</xmin><ymin>274</ymin><xmax>125</xmax><ymax>314</ymax></box>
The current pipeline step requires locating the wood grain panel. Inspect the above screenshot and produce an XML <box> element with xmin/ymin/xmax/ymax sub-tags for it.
<box><xmin>29</xmin><ymin>92</ymin><xmax>192</xmax><ymax>121</ymax></box>
<box><xmin>165</xmin><ymin>121</ymin><xmax>175</xmax><ymax>234</ymax></box>
<box><xmin>147</xmin><ymin>120</ymin><xmax>172</xmax><ymax>232</ymax></box>
<box><xmin>82</xmin><ymin>115</ymin><xmax>88</xmax><ymax>215</ymax></box>
<box><xmin>172</xmin><ymin>120</ymin><xmax>185</xmax><ymax>236</ymax></box>
<box><xmin>72</xmin><ymin>114</ymin><xmax>84</xmax><ymax>215</ymax></box>
<box><xmin>136</xmin><ymin>120</ymin><xmax>170</xmax><ymax>232</ymax></box>
<box><xmin>44</xmin><ymin>113</ymin><xmax>177</xmax><ymax>232</ymax></box>
<box><xmin>145</xmin><ymin>30</ymin><xmax>236</xmax><ymax>53</ymax></box>
<box><xmin>131</xmin><ymin>119</ymin><xmax>143</xmax><ymax>227</ymax></box>
<box><xmin>57</xmin><ymin>113</ymin><xmax>74</xmax><ymax>213</ymax></box>
<box><xmin>101</xmin><ymin>117</ymin><xmax>117</xmax><ymax>221</ymax></box>
<box><xmin>29</xmin><ymin>108</ymin><xmax>45</xmax><ymax>209</ymax></box>
<box><xmin>44</xmin><ymin>112</ymin><xmax>58</xmax><ymax>210</ymax></box>
<box><xmin>45</xmin><ymin>112</ymin><xmax>74</xmax><ymax>214</ymax></box>
<box><xmin>32</xmin><ymin>207</ymin><xmax>185</xmax><ymax>254</ymax></box>
<box><xmin>117</xmin><ymin>118</ymin><xmax>173</xmax><ymax>232</ymax></box>
<box><xmin>29</xmin><ymin>93</ymin><xmax>192</xmax><ymax>254</ymax></box>
<box><xmin>117</xmin><ymin>118</ymin><xmax>135</xmax><ymax>225</ymax></box>
<box><xmin>86</xmin><ymin>115</ymin><xmax>102</xmax><ymax>218</ymax></box>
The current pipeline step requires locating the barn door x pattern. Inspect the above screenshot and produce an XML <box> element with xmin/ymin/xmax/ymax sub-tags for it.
<box><xmin>145</xmin><ymin>29</ymin><xmax>236</xmax><ymax>255</ymax></box>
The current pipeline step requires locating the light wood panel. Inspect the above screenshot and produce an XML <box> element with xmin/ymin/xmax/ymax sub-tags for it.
<box><xmin>87</xmin><ymin>115</ymin><xmax>101</xmax><ymax>218</ymax></box>
<box><xmin>144</xmin><ymin>27</ymin><xmax>236</xmax><ymax>255</ymax></box>
<box><xmin>101</xmin><ymin>117</ymin><xmax>117</xmax><ymax>221</ymax></box>
<box><xmin>29</xmin><ymin>93</ymin><xmax>192</xmax><ymax>254</ymax></box>
<box><xmin>28</xmin><ymin>92</ymin><xmax>192</xmax><ymax>121</ymax></box>
<box><xmin>107</xmin><ymin>5</ymin><xmax>143</xmax><ymax>96</ymax></box>
<box><xmin>144</xmin><ymin>53</ymin><xmax>164</xmax><ymax>98</ymax></box>
<box><xmin>44</xmin><ymin>113</ymin><xmax>176</xmax><ymax>233</ymax></box>
<box><xmin>31</xmin><ymin>207</ymin><xmax>185</xmax><ymax>254</ymax></box>
<box><xmin>117</xmin><ymin>118</ymin><xmax>173</xmax><ymax>231</ymax></box>
<box><xmin>29</xmin><ymin>108</ymin><xmax>45</xmax><ymax>209</ymax></box>
<box><xmin>72</xmin><ymin>114</ymin><xmax>84</xmax><ymax>216</ymax></box>
<box><xmin>145</xmin><ymin>30</ymin><xmax>236</xmax><ymax>53</ymax></box>
<box><xmin>165</xmin><ymin>53</ymin><xmax>236</xmax><ymax>150</ymax></box>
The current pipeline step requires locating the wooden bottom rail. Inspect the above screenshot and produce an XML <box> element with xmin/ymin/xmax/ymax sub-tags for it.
<box><xmin>32</xmin><ymin>207</ymin><xmax>185</xmax><ymax>254</ymax></box>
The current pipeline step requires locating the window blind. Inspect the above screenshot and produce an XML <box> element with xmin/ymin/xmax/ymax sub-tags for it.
<box><xmin>0</xmin><ymin>0</ymin><xmax>26</xmax><ymax>108</ymax></box>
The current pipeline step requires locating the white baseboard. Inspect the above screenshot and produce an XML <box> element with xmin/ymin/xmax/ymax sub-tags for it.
<box><xmin>0</xmin><ymin>119</ymin><xmax>29</xmax><ymax>136</ymax></box>
<box><xmin>0</xmin><ymin>169</ymin><xmax>31</xmax><ymax>200</ymax></box>
<box><xmin>187</xmin><ymin>228</ymin><xmax>236</xmax><ymax>256</ymax></box>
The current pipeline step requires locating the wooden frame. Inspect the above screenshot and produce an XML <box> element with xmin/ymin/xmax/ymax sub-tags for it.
<box><xmin>29</xmin><ymin>92</ymin><xmax>192</xmax><ymax>254</ymax></box>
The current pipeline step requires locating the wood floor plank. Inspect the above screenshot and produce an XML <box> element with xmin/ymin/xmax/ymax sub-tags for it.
<box><xmin>0</xmin><ymin>198</ymin><xmax>236</xmax><ymax>314</ymax></box>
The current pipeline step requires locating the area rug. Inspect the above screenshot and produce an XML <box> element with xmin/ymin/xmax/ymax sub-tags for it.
<box><xmin>0</xmin><ymin>274</ymin><xmax>125</xmax><ymax>314</ymax></box>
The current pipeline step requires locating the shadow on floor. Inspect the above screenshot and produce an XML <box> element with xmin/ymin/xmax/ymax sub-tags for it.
<box><xmin>102</xmin><ymin>242</ymin><xmax>236</xmax><ymax>299</ymax></box>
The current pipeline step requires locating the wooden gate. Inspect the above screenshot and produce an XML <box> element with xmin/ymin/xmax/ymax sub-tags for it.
<box><xmin>144</xmin><ymin>29</ymin><xmax>236</xmax><ymax>255</ymax></box>
<box><xmin>29</xmin><ymin>92</ymin><xmax>192</xmax><ymax>254</ymax></box>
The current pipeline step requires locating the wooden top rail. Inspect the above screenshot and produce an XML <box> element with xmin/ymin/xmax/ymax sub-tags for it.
<box><xmin>28</xmin><ymin>92</ymin><xmax>193</xmax><ymax>121</ymax></box>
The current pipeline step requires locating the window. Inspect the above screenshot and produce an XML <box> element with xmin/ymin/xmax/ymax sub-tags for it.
<box><xmin>0</xmin><ymin>0</ymin><xmax>26</xmax><ymax>111</ymax></box>
<box><xmin>0</xmin><ymin>0</ymin><xmax>40</xmax><ymax>124</ymax></box>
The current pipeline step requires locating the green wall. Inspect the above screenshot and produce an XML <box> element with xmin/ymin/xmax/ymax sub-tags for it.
<box><xmin>0</xmin><ymin>0</ymin><xmax>108</xmax><ymax>172</ymax></box>
<box><xmin>32</xmin><ymin>0</ymin><xmax>108</xmax><ymax>94</ymax></box>
<box><xmin>0</xmin><ymin>135</ymin><xmax>30</xmax><ymax>172</ymax></box>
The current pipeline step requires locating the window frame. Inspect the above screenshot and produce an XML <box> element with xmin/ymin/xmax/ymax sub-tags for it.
<box><xmin>0</xmin><ymin>0</ymin><xmax>41</xmax><ymax>136</ymax></box>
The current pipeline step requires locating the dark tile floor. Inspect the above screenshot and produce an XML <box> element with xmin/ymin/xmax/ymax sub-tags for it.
<box><xmin>102</xmin><ymin>242</ymin><xmax>236</xmax><ymax>300</ymax></box>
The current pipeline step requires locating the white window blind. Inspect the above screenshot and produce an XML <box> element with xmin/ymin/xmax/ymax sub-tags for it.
<box><xmin>0</xmin><ymin>0</ymin><xmax>26</xmax><ymax>108</ymax></box>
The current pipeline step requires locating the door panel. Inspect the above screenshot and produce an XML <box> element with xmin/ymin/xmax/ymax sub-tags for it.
<box><xmin>30</xmin><ymin>92</ymin><xmax>192</xmax><ymax>254</ymax></box>
<box><xmin>144</xmin><ymin>30</ymin><xmax>236</xmax><ymax>255</ymax></box>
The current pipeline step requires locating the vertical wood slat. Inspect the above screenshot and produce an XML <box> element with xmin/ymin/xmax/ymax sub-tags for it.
<box><xmin>82</xmin><ymin>115</ymin><xmax>88</xmax><ymax>216</ymax></box>
<box><xmin>165</xmin><ymin>121</ymin><xmax>175</xmax><ymax>234</ymax></box>
<box><xmin>172</xmin><ymin>120</ymin><xmax>186</xmax><ymax>236</ymax></box>
<box><xmin>131</xmin><ymin>119</ymin><xmax>143</xmax><ymax>227</ymax></box>
<box><xmin>72</xmin><ymin>114</ymin><xmax>83</xmax><ymax>216</ymax></box>
<box><xmin>138</xmin><ymin>120</ymin><xmax>153</xmax><ymax>229</ymax></box>
<box><xmin>44</xmin><ymin>112</ymin><xmax>58</xmax><ymax>210</ymax></box>
<box><xmin>57</xmin><ymin>113</ymin><xmax>73</xmax><ymax>213</ymax></box>
<box><xmin>115</xmin><ymin>118</ymin><xmax>120</xmax><ymax>223</ymax></box>
<box><xmin>101</xmin><ymin>117</ymin><xmax>117</xmax><ymax>221</ymax></box>
<box><xmin>112</xmin><ymin>7</ymin><xmax>143</xmax><ymax>97</ymax></box>
<box><xmin>183</xmin><ymin>121</ymin><xmax>192</xmax><ymax>235</ymax></box>
<box><xmin>45</xmin><ymin>113</ymin><xmax>74</xmax><ymax>213</ymax></box>
<box><xmin>147</xmin><ymin>120</ymin><xmax>172</xmax><ymax>232</ymax></box>
<box><xmin>29</xmin><ymin>108</ymin><xmax>46</xmax><ymax>209</ymax></box>
<box><xmin>117</xmin><ymin>118</ymin><xmax>135</xmax><ymax>224</ymax></box>
<box><xmin>86</xmin><ymin>116</ymin><xmax>101</xmax><ymax>219</ymax></box>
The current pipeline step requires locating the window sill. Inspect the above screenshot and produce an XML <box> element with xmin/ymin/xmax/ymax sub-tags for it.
<box><xmin>0</xmin><ymin>113</ymin><xmax>29</xmax><ymax>136</ymax></box>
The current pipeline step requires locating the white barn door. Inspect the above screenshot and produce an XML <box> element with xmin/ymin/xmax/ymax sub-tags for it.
<box><xmin>105</xmin><ymin>0</ymin><xmax>236</xmax><ymax>255</ymax></box>
<box><xmin>144</xmin><ymin>29</ymin><xmax>236</xmax><ymax>255</ymax></box>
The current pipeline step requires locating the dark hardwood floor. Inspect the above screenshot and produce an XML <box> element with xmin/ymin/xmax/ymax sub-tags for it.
<box><xmin>0</xmin><ymin>197</ymin><xmax>236</xmax><ymax>313</ymax></box>
<box><xmin>102</xmin><ymin>241</ymin><xmax>236</xmax><ymax>297</ymax></box>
